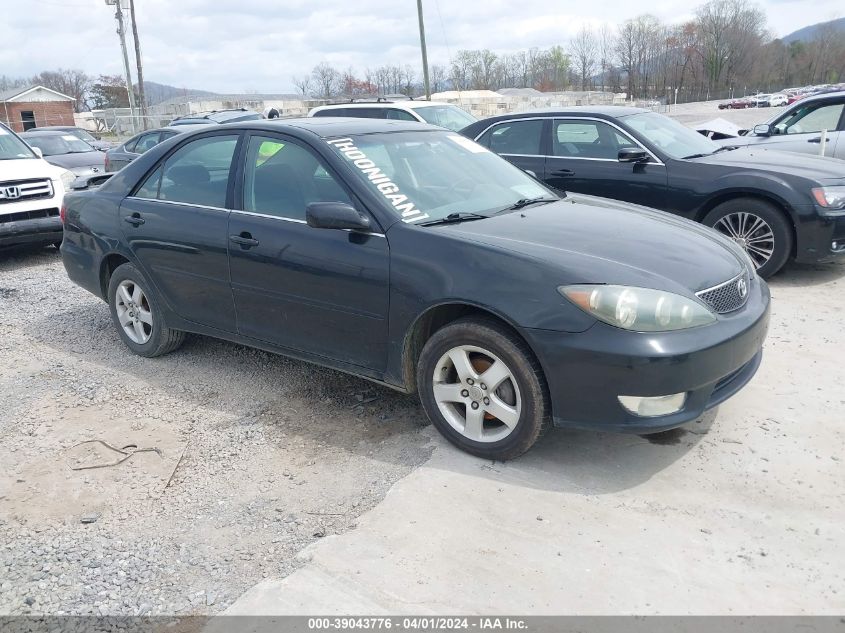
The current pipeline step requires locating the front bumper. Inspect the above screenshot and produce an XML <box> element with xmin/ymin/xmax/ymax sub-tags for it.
<box><xmin>0</xmin><ymin>214</ymin><xmax>62</xmax><ymax>247</ymax></box>
<box><xmin>793</xmin><ymin>205</ymin><xmax>845</xmax><ymax>264</ymax></box>
<box><xmin>521</xmin><ymin>278</ymin><xmax>770</xmax><ymax>433</ymax></box>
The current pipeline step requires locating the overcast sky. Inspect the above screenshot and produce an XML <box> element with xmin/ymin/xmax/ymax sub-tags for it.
<box><xmin>2</xmin><ymin>0</ymin><xmax>841</xmax><ymax>93</ymax></box>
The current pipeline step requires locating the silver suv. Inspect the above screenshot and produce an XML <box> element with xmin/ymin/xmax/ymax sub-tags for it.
<box><xmin>309</xmin><ymin>99</ymin><xmax>477</xmax><ymax>132</ymax></box>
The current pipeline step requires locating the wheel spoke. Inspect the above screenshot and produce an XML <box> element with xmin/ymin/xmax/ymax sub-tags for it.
<box><xmin>463</xmin><ymin>406</ymin><xmax>485</xmax><ymax>441</ymax></box>
<box><xmin>746</xmin><ymin>243</ymin><xmax>773</xmax><ymax>258</ymax></box>
<box><xmin>132</xmin><ymin>320</ymin><xmax>146</xmax><ymax>342</ymax></box>
<box><xmin>448</xmin><ymin>348</ymin><xmax>477</xmax><ymax>382</ymax></box>
<box><xmin>484</xmin><ymin>395</ymin><xmax>520</xmax><ymax>428</ymax></box>
<box><xmin>137</xmin><ymin>308</ymin><xmax>153</xmax><ymax>325</ymax></box>
<box><xmin>479</xmin><ymin>360</ymin><xmax>511</xmax><ymax>391</ymax></box>
<box><xmin>118</xmin><ymin>285</ymin><xmax>132</xmax><ymax>305</ymax></box>
<box><xmin>433</xmin><ymin>382</ymin><xmax>464</xmax><ymax>404</ymax></box>
<box><xmin>117</xmin><ymin>308</ymin><xmax>133</xmax><ymax>327</ymax></box>
<box><xmin>132</xmin><ymin>285</ymin><xmax>144</xmax><ymax>304</ymax></box>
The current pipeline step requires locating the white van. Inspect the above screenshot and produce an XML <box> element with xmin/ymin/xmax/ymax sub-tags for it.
<box><xmin>0</xmin><ymin>122</ymin><xmax>75</xmax><ymax>248</ymax></box>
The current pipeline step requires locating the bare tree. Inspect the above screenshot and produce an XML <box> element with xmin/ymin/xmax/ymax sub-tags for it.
<box><xmin>311</xmin><ymin>62</ymin><xmax>342</xmax><ymax>98</ymax></box>
<box><xmin>32</xmin><ymin>69</ymin><xmax>91</xmax><ymax>112</ymax></box>
<box><xmin>292</xmin><ymin>75</ymin><xmax>312</xmax><ymax>97</ymax></box>
<box><xmin>429</xmin><ymin>64</ymin><xmax>447</xmax><ymax>93</ymax></box>
<box><xmin>570</xmin><ymin>25</ymin><xmax>598</xmax><ymax>91</ymax></box>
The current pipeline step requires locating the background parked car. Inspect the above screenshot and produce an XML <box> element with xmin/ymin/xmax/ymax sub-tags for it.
<box><xmin>0</xmin><ymin>121</ymin><xmax>74</xmax><ymax>248</ymax></box>
<box><xmin>168</xmin><ymin>108</ymin><xmax>262</xmax><ymax>126</ymax></box>
<box><xmin>20</xmin><ymin>129</ymin><xmax>106</xmax><ymax>180</ymax></box>
<box><xmin>105</xmin><ymin>125</ymin><xmax>209</xmax><ymax>172</ymax></box>
<box><xmin>309</xmin><ymin>99</ymin><xmax>477</xmax><ymax>132</ymax></box>
<box><xmin>24</xmin><ymin>125</ymin><xmax>114</xmax><ymax>151</ymax></box>
<box><xmin>461</xmin><ymin>107</ymin><xmax>845</xmax><ymax>278</ymax></box>
<box><xmin>718</xmin><ymin>90</ymin><xmax>844</xmax><ymax>159</ymax></box>
<box><xmin>719</xmin><ymin>96</ymin><xmax>755</xmax><ymax>109</ymax></box>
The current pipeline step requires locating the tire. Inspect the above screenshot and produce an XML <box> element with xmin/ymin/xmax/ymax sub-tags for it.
<box><xmin>702</xmin><ymin>197</ymin><xmax>792</xmax><ymax>279</ymax></box>
<box><xmin>107</xmin><ymin>262</ymin><xmax>185</xmax><ymax>358</ymax></box>
<box><xmin>417</xmin><ymin>316</ymin><xmax>550</xmax><ymax>460</ymax></box>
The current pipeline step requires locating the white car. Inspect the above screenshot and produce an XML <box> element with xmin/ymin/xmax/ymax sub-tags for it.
<box><xmin>767</xmin><ymin>93</ymin><xmax>788</xmax><ymax>107</ymax></box>
<box><xmin>0</xmin><ymin>122</ymin><xmax>75</xmax><ymax>249</ymax></box>
<box><xmin>308</xmin><ymin>99</ymin><xmax>477</xmax><ymax>132</ymax></box>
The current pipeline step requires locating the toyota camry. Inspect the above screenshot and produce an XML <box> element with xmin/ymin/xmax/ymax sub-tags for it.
<box><xmin>60</xmin><ymin>119</ymin><xmax>769</xmax><ymax>460</ymax></box>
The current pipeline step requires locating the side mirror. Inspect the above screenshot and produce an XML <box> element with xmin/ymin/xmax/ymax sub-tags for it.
<box><xmin>753</xmin><ymin>124</ymin><xmax>772</xmax><ymax>137</ymax></box>
<box><xmin>306</xmin><ymin>202</ymin><xmax>371</xmax><ymax>231</ymax></box>
<box><xmin>524</xmin><ymin>169</ymin><xmax>537</xmax><ymax>178</ymax></box>
<box><xmin>32</xmin><ymin>147</ymin><xmax>43</xmax><ymax>158</ymax></box>
<box><xmin>618</xmin><ymin>147</ymin><xmax>648</xmax><ymax>163</ymax></box>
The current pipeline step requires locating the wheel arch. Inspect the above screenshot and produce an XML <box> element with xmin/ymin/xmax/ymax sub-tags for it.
<box><xmin>400</xmin><ymin>301</ymin><xmax>541</xmax><ymax>394</ymax></box>
<box><xmin>99</xmin><ymin>252</ymin><xmax>133</xmax><ymax>300</ymax></box>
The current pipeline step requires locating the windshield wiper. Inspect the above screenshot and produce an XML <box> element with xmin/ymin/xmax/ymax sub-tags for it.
<box><xmin>496</xmin><ymin>196</ymin><xmax>558</xmax><ymax>213</ymax></box>
<box><xmin>418</xmin><ymin>212</ymin><xmax>490</xmax><ymax>227</ymax></box>
<box><xmin>683</xmin><ymin>145</ymin><xmax>738</xmax><ymax>160</ymax></box>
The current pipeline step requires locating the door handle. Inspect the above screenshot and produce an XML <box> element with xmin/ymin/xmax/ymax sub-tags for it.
<box><xmin>124</xmin><ymin>214</ymin><xmax>145</xmax><ymax>226</ymax></box>
<box><xmin>229</xmin><ymin>232</ymin><xmax>259</xmax><ymax>247</ymax></box>
<box><xmin>807</xmin><ymin>137</ymin><xmax>822</xmax><ymax>143</ymax></box>
<box><xmin>552</xmin><ymin>169</ymin><xmax>575</xmax><ymax>177</ymax></box>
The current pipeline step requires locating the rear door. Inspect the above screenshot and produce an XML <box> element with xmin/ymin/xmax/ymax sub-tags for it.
<box><xmin>119</xmin><ymin>132</ymin><xmax>240</xmax><ymax>332</ymax></box>
<box><xmin>543</xmin><ymin>118</ymin><xmax>667</xmax><ymax>207</ymax></box>
<box><xmin>474</xmin><ymin>118</ymin><xmax>546</xmax><ymax>179</ymax></box>
<box><xmin>227</xmin><ymin>133</ymin><xmax>390</xmax><ymax>370</ymax></box>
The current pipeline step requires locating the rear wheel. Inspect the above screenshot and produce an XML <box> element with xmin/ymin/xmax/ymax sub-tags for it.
<box><xmin>107</xmin><ymin>263</ymin><xmax>185</xmax><ymax>357</ymax></box>
<box><xmin>703</xmin><ymin>198</ymin><xmax>792</xmax><ymax>278</ymax></box>
<box><xmin>417</xmin><ymin>317</ymin><xmax>550</xmax><ymax>460</ymax></box>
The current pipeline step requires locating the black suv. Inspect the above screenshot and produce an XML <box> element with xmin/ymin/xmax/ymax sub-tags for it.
<box><xmin>169</xmin><ymin>108</ymin><xmax>263</xmax><ymax>127</ymax></box>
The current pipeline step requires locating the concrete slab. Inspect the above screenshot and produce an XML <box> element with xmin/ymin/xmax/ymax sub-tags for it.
<box><xmin>226</xmin><ymin>264</ymin><xmax>845</xmax><ymax>616</ymax></box>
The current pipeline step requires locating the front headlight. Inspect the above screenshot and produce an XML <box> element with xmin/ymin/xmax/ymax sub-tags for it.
<box><xmin>59</xmin><ymin>170</ymin><xmax>76</xmax><ymax>190</ymax></box>
<box><xmin>812</xmin><ymin>186</ymin><xmax>845</xmax><ymax>213</ymax></box>
<box><xmin>559</xmin><ymin>285</ymin><xmax>717</xmax><ymax>331</ymax></box>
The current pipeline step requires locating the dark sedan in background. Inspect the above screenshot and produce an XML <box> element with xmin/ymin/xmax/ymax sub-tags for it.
<box><xmin>461</xmin><ymin>107</ymin><xmax>845</xmax><ymax>278</ymax></box>
<box><xmin>24</xmin><ymin>125</ymin><xmax>114</xmax><ymax>151</ymax></box>
<box><xmin>61</xmin><ymin>119</ymin><xmax>768</xmax><ymax>460</ymax></box>
<box><xmin>106</xmin><ymin>124</ymin><xmax>212</xmax><ymax>172</ymax></box>
<box><xmin>20</xmin><ymin>129</ymin><xmax>106</xmax><ymax>180</ymax></box>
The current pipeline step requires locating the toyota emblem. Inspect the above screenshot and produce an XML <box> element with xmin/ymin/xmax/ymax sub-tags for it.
<box><xmin>737</xmin><ymin>277</ymin><xmax>748</xmax><ymax>299</ymax></box>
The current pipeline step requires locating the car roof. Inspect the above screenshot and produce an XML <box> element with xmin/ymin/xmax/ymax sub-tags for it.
<box><xmin>191</xmin><ymin>117</ymin><xmax>444</xmax><ymax>137</ymax></box>
<box><xmin>27</xmin><ymin>126</ymin><xmax>82</xmax><ymax>132</ymax></box>
<box><xmin>20</xmin><ymin>129</ymin><xmax>71</xmax><ymax>136</ymax></box>
<box><xmin>314</xmin><ymin>101</ymin><xmax>454</xmax><ymax>111</ymax></box>
<box><xmin>462</xmin><ymin>106</ymin><xmax>650</xmax><ymax>131</ymax></box>
<box><xmin>800</xmin><ymin>89</ymin><xmax>845</xmax><ymax>103</ymax></box>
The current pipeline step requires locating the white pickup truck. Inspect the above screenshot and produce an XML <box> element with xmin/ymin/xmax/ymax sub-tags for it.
<box><xmin>0</xmin><ymin>121</ymin><xmax>76</xmax><ymax>249</ymax></box>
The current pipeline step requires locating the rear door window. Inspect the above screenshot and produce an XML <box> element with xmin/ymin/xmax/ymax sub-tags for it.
<box><xmin>477</xmin><ymin>120</ymin><xmax>543</xmax><ymax>155</ymax></box>
<box><xmin>134</xmin><ymin>134</ymin><xmax>238</xmax><ymax>208</ymax></box>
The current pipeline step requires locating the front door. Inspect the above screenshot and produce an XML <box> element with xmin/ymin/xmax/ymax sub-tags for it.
<box><xmin>228</xmin><ymin>133</ymin><xmax>390</xmax><ymax>370</ymax></box>
<box><xmin>766</xmin><ymin>98</ymin><xmax>844</xmax><ymax>158</ymax></box>
<box><xmin>119</xmin><ymin>132</ymin><xmax>240</xmax><ymax>332</ymax></box>
<box><xmin>474</xmin><ymin>118</ymin><xmax>547</xmax><ymax>180</ymax></box>
<box><xmin>543</xmin><ymin>118</ymin><xmax>667</xmax><ymax>208</ymax></box>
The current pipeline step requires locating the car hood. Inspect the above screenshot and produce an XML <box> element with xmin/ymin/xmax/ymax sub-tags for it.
<box><xmin>439</xmin><ymin>195</ymin><xmax>748</xmax><ymax>295</ymax></box>
<box><xmin>0</xmin><ymin>157</ymin><xmax>66</xmax><ymax>181</ymax></box>
<box><xmin>692</xmin><ymin>146</ymin><xmax>845</xmax><ymax>182</ymax></box>
<box><xmin>43</xmin><ymin>151</ymin><xmax>106</xmax><ymax>174</ymax></box>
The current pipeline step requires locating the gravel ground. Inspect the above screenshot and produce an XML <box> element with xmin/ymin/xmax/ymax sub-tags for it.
<box><xmin>0</xmin><ymin>245</ymin><xmax>433</xmax><ymax>616</ymax></box>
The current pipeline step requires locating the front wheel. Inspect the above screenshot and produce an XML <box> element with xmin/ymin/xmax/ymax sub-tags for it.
<box><xmin>703</xmin><ymin>198</ymin><xmax>792</xmax><ymax>278</ymax></box>
<box><xmin>417</xmin><ymin>317</ymin><xmax>550</xmax><ymax>460</ymax></box>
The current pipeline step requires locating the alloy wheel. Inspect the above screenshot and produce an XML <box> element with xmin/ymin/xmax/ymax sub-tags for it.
<box><xmin>432</xmin><ymin>345</ymin><xmax>522</xmax><ymax>443</ymax></box>
<box><xmin>115</xmin><ymin>280</ymin><xmax>153</xmax><ymax>344</ymax></box>
<box><xmin>713</xmin><ymin>212</ymin><xmax>775</xmax><ymax>269</ymax></box>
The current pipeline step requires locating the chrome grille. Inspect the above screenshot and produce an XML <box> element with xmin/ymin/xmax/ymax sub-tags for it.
<box><xmin>696</xmin><ymin>273</ymin><xmax>750</xmax><ymax>314</ymax></box>
<box><xmin>0</xmin><ymin>179</ymin><xmax>54</xmax><ymax>204</ymax></box>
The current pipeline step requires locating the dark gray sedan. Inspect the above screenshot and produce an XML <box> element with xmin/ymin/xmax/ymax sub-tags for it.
<box><xmin>20</xmin><ymin>130</ymin><xmax>106</xmax><ymax>179</ymax></box>
<box><xmin>25</xmin><ymin>126</ymin><xmax>114</xmax><ymax>151</ymax></box>
<box><xmin>105</xmin><ymin>125</ymin><xmax>210</xmax><ymax>172</ymax></box>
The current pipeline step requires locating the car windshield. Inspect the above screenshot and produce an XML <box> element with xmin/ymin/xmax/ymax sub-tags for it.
<box><xmin>0</xmin><ymin>125</ymin><xmax>36</xmax><ymax>160</ymax></box>
<box><xmin>621</xmin><ymin>111</ymin><xmax>719</xmax><ymax>159</ymax></box>
<box><xmin>412</xmin><ymin>105</ymin><xmax>477</xmax><ymax>132</ymax></box>
<box><xmin>71</xmin><ymin>129</ymin><xmax>98</xmax><ymax>143</ymax></box>
<box><xmin>325</xmin><ymin>130</ymin><xmax>556</xmax><ymax>225</ymax></box>
<box><xmin>25</xmin><ymin>134</ymin><xmax>96</xmax><ymax>156</ymax></box>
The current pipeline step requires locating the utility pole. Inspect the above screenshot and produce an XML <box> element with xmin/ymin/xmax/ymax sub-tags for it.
<box><xmin>106</xmin><ymin>0</ymin><xmax>137</xmax><ymax>134</ymax></box>
<box><xmin>416</xmin><ymin>0</ymin><xmax>431</xmax><ymax>100</ymax></box>
<box><xmin>128</xmin><ymin>0</ymin><xmax>147</xmax><ymax>129</ymax></box>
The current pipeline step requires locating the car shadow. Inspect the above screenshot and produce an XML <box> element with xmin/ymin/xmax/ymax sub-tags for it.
<box><xmin>0</xmin><ymin>243</ymin><xmax>60</xmax><ymax>272</ymax></box>
<box><xmin>768</xmin><ymin>260</ymin><xmax>845</xmax><ymax>287</ymax></box>
<box><xmin>424</xmin><ymin>410</ymin><xmax>716</xmax><ymax>496</ymax></box>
